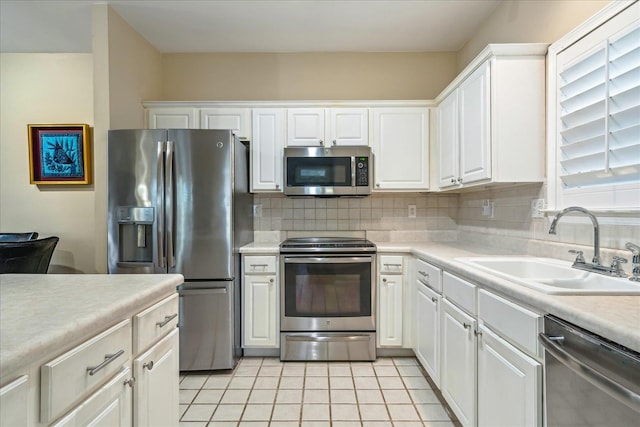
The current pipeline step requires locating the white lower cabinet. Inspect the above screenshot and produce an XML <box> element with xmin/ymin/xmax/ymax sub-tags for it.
<box><xmin>133</xmin><ymin>328</ymin><xmax>179</xmax><ymax>427</ymax></box>
<box><xmin>0</xmin><ymin>375</ymin><xmax>29</xmax><ymax>426</ymax></box>
<box><xmin>51</xmin><ymin>367</ymin><xmax>132</xmax><ymax>427</ymax></box>
<box><xmin>415</xmin><ymin>280</ymin><xmax>440</xmax><ymax>386</ymax></box>
<box><xmin>441</xmin><ymin>298</ymin><xmax>477</xmax><ymax>427</ymax></box>
<box><xmin>242</xmin><ymin>255</ymin><xmax>279</xmax><ymax>348</ymax></box>
<box><xmin>477</xmin><ymin>324</ymin><xmax>541</xmax><ymax>427</ymax></box>
<box><xmin>378</xmin><ymin>273</ymin><xmax>404</xmax><ymax>346</ymax></box>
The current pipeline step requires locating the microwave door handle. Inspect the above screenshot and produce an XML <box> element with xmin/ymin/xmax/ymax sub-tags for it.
<box><xmin>351</xmin><ymin>156</ymin><xmax>356</xmax><ymax>187</ymax></box>
<box><xmin>156</xmin><ymin>141</ymin><xmax>165</xmax><ymax>269</ymax></box>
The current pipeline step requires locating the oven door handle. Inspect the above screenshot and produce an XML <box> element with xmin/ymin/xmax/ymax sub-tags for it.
<box><xmin>539</xmin><ymin>333</ymin><xmax>640</xmax><ymax>412</ymax></box>
<box><xmin>284</xmin><ymin>257</ymin><xmax>373</xmax><ymax>264</ymax></box>
<box><xmin>286</xmin><ymin>334</ymin><xmax>372</xmax><ymax>342</ymax></box>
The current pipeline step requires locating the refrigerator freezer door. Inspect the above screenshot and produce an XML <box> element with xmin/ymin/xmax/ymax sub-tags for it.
<box><xmin>107</xmin><ymin>129</ymin><xmax>167</xmax><ymax>274</ymax></box>
<box><xmin>169</xmin><ymin>129</ymin><xmax>234</xmax><ymax>280</ymax></box>
<box><xmin>178</xmin><ymin>281</ymin><xmax>237</xmax><ymax>371</ymax></box>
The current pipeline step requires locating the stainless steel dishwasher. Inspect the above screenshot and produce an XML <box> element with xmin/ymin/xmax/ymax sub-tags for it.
<box><xmin>539</xmin><ymin>316</ymin><xmax>640</xmax><ymax>426</ymax></box>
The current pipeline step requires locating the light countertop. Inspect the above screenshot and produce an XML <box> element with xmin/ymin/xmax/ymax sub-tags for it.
<box><xmin>0</xmin><ymin>274</ymin><xmax>183</xmax><ymax>381</ymax></box>
<box><xmin>240</xmin><ymin>240</ymin><xmax>640</xmax><ymax>352</ymax></box>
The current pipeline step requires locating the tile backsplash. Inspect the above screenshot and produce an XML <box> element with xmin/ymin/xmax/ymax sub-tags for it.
<box><xmin>253</xmin><ymin>184</ymin><xmax>639</xmax><ymax>259</ymax></box>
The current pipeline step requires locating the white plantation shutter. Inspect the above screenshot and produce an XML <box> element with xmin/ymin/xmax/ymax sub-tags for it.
<box><xmin>554</xmin><ymin>5</ymin><xmax>640</xmax><ymax>210</ymax></box>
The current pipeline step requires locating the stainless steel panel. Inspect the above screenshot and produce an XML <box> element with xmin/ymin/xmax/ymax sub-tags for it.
<box><xmin>280</xmin><ymin>332</ymin><xmax>376</xmax><ymax>361</ymax></box>
<box><xmin>541</xmin><ymin>316</ymin><xmax>640</xmax><ymax>426</ymax></box>
<box><xmin>107</xmin><ymin>129</ymin><xmax>167</xmax><ymax>274</ymax></box>
<box><xmin>178</xmin><ymin>281</ymin><xmax>237</xmax><ymax>371</ymax></box>
<box><xmin>169</xmin><ymin>129</ymin><xmax>234</xmax><ymax>279</ymax></box>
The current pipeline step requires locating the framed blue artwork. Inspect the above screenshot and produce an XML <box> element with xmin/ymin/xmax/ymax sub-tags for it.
<box><xmin>28</xmin><ymin>124</ymin><xmax>92</xmax><ymax>184</ymax></box>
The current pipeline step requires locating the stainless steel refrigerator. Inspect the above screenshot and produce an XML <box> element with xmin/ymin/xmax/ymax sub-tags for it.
<box><xmin>107</xmin><ymin>129</ymin><xmax>253</xmax><ymax>371</ymax></box>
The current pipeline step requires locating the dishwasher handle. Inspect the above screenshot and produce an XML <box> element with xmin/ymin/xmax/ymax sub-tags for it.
<box><xmin>539</xmin><ymin>333</ymin><xmax>640</xmax><ymax>412</ymax></box>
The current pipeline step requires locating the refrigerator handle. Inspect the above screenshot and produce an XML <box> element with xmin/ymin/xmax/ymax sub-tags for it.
<box><xmin>156</xmin><ymin>141</ymin><xmax>165</xmax><ymax>269</ymax></box>
<box><xmin>166</xmin><ymin>140</ymin><xmax>176</xmax><ymax>269</ymax></box>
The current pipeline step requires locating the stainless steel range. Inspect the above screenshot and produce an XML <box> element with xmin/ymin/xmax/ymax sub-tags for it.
<box><xmin>280</xmin><ymin>237</ymin><xmax>377</xmax><ymax>361</ymax></box>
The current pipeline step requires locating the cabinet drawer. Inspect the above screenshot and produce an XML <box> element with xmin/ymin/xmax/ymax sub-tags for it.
<box><xmin>244</xmin><ymin>256</ymin><xmax>277</xmax><ymax>274</ymax></box>
<box><xmin>478</xmin><ymin>289</ymin><xmax>542</xmax><ymax>358</ymax></box>
<box><xmin>443</xmin><ymin>272</ymin><xmax>477</xmax><ymax>315</ymax></box>
<box><xmin>133</xmin><ymin>293</ymin><xmax>179</xmax><ymax>355</ymax></box>
<box><xmin>41</xmin><ymin>319</ymin><xmax>131</xmax><ymax>424</ymax></box>
<box><xmin>414</xmin><ymin>258</ymin><xmax>442</xmax><ymax>292</ymax></box>
<box><xmin>379</xmin><ymin>255</ymin><xmax>404</xmax><ymax>274</ymax></box>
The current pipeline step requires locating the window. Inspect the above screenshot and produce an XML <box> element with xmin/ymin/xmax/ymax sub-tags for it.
<box><xmin>548</xmin><ymin>2</ymin><xmax>640</xmax><ymax>211</ymax></box>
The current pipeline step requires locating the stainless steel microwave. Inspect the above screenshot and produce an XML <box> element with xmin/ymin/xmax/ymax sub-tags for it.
<box><xmin>283</xmin><ymin>146</ymin><xmax>372</xmax><ymax>196</ymax></box>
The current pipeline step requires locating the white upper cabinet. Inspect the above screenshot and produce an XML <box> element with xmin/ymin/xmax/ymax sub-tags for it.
<box><xmin>371</xmin><ymin>107</ymin><xmax>430</xmax><ymax>191</ymax></box>
<box><xmin>329</xmin><ymin>108</ymin><xmax>369</xmax><ymax>146</ymax></box>
<box><xmin>251</xmin><ymin>108</ymin><xmax>285</xmax><ymax>192</ymax></box>
<box><xmin>147</xmin><ymin>107</ymin><xmax>199</xmax><ymax>129</ymax></box>
<box><xmin>200</xmin><ymin>108</ymin><xmax>251</xmax><ymax>138</ymax></box>
<box><xmin>287</xmin><ymin>107</ymin><xmax>369</xmax><ymax>147</ymax></box>
<box><xmin>436</xmin><ymin>44</ymin><xmax>547</xmax><ymax>190</ymax></box>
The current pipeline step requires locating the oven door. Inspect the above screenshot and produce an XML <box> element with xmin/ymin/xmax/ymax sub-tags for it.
<box><xmin>281</xmin><ymin>255</ymin><xmax>376</xmax><ymax>332</ymax></box>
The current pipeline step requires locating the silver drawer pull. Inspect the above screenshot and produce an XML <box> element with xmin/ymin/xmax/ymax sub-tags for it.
<box><xmin>251</xmin><ymin>264</ymin><xmax>269</xmax><ymax>268</ymax></box>
<box><xmin>87</xmin><ymin>349</ymin><xmax>125</xmax><ymax>376</ymax></box>
<box><xmin>143</xmin><ymin>361</ymin><xmax>154</xmax><ymax>371</ymax></box>
<box><xmin>384</xmin><ymin>263</ymin><xmax>402</xmax><ymax>267</ymax></box>
<box><xmin>431</xmin><ymin>297</ymin><xmax>437</xmax><ymax>303</ymax></box>
<box><xmin>156</xmin><ymin>313</ymin><xmax>178</xmax><ymax>328</ymax></box>
<box><xmin>418</xmin><ymin>270</ymin><xmax>429</xmax><ymax>277</ymax></box>
<box><xmin>463</xmin><ymin>323</ymin><xmax>471</xmax><ymax>329</ymax></box>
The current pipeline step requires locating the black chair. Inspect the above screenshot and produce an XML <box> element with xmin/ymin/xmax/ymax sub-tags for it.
<box><xmin>0</xmin><ymin>232</ymin><xmax>39</xmax><ymax>242</ymax></box>
<box><xmin>0</xmin><ymin>236</ymin><xmax>59</xmax><ymax>273</ymax></box>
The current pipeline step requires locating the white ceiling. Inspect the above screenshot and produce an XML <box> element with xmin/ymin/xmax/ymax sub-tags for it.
<box><xmin>0</xmin><ymin>0</ymin><xmax>501</xmax><ymax>53</ymax></box>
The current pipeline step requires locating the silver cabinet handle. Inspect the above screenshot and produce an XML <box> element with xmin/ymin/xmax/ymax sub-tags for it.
<box><xmin>539</xmin><ymin>333</ymin><xmax>640</xmax><ymax>411</ymax></box>
<box><xmin>332</xmin><ymin>140</ymin><xmax>337</xmax><ymax>145</ymax></box>
<box><xmin>431</xmin><ymin>297</ymin><xmax>437</xmax><ymax>303</ymax></box>
<box><xmin>143</xmin><ymin>361</ymin><xmax>154</xmax><ymax>371</ymax></box>
<box><xmin>269</xmin><ymin>278</ymin><xmax>274</xmax><ymax>283</ymax></box>
<box><xmin>124</xmin><ymin>377</ymin><xmax>135</xmax><ymax>388</ymax></box>
<box><xmin>319</xmin><ymin>140</ymin><xmax>323</xmax><ymax>145</ymax></box>
<box><xmin>382</xmin><ymin>278</ymin><xmax>387</xmax><ymax>282</ymax></box>
<box><xmin>474</xmin><ymin>330</ymin><xmax>483</xmax><ymax>337</ymax></box>
<box><xmin>275</xmin><ymin>184</ymin><xmax>280</xmax><ymax>189</ymax></box>
<box><xmin>156</xmin><ymin>313</ymin><xmax>178</xmax><ymax>328</ymax></box>
<box><xmin>463</xmin><ymin>323</ymin><xmax>471</xmax><ymax>329</ymax></box>
<box><xmin>418</xmin><ymin>270</ymin><xmax>429</xmax><ymax>277</ymax></box>
<box><xmin>250</xmin><ymin>264</ymin><xmax>268</xmax><ymax>267</ymax></box>
<box><xmin>87</xmin><ymin>349</ymin><xmax>125</xmax><ymax>376</ymax></box>
<box><xmin>451</xmin><ymin>178</ymin><xmax>456</xmax><ymax>184</ymax></box>
<box><xmin>457</xmin><ymin>178</ymin><xmax>463</xmax><ymax>183</ymax></box>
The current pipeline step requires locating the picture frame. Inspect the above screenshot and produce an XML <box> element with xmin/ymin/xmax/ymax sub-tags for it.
<box><xmin>28</xmin><ymin>124</ymin><xmax>92</xmax><ymax>185</ymax></box>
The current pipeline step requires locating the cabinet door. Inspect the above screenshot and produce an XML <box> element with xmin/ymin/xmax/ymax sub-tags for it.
<box><xmin>200</xmin><ymin>108</ymin><xmax>251</xmax><ymax>138</ymax></box>
<box><xmin>415</xmin><ymin>282</ymin><xmax>440</xmax><ymax>387</ymax></box>
<box><xmin>243</xmin><ymin>274</ymin><xmax>278</xmax><ymax>347</ymax></box>
<box><xmin>0</xmin><ymin>375</ymin><xmax>29</xmax><ymax>426</ymax></box>
<box><xmin>437</xmin><ymin>91</ymin><xmax>460</xmax><ymax>188</ymax></box>
<box><xmin>146</xmin><ymin>107</ymin><xmax>198</xmax><ymax>129</ymax></box>
<box><xmin>371</xmin><ymin>108</ymin><xmax>429</xmax><ymax>190</ymax></box>
<box><xmin>51</xmin><ymin>367</ymin><xmax>132</xmax><ymax>427</ymax></box>
<box><xmin>378</xmin><ymin>274</ymin><xmax>404</xmax><ymax>347</ymax></box>
<box><xmin>329</xmin><ymin>108</ymin><xmax>369</xmax><ymax>146</ymax></box>
<box><xmin>478</xmin><ymin>324</ymin><xmax>541</xmax><ymax>427</ymax></box>
<box><xmin>441</xmin><ymin>298</ymin><xmax>476</xmax><ymax>427</ymax></box>
<box><xmin>459</xmin><ymin>61</ymin><xmax>491</xmax><ymax>185</ymax></box>
<box><xmin>133</xmin><ymin>328</ymin><xmax>179</xmax><ymax>427</ymax></box>
<box><xmin>251</xmin><ymin>108</ymin><xmax>285</xmax><ymax>192</ymax></box>
<box><xmin>287</xmin><ymin>108</ymin><xmax>325</xmax><ymax>146</ymax></box>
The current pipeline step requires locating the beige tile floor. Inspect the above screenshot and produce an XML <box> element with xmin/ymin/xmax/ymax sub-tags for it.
<box><xmin>179</xmin><ymin>357</ymin><xmax>457</xmax><ymax>426</ymax></box>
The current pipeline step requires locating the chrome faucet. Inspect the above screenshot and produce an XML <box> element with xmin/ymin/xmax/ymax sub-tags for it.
<box><xmin>626</xmin><ymin>242</ymin><xmax>640</xmax><ymax>282</ymax></box>
<box><xmin>549</xmin><ymin>206</ymin><xmax>601</xmax><ymax>264</ymax></box>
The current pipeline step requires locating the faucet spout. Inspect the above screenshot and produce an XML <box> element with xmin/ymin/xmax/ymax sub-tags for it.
<box><xmin>548</xmin><ymin>206</ymin><xmax>601</xmax><ymax>265</ymax></box>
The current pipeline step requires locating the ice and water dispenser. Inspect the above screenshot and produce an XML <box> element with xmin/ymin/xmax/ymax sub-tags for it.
<box><xmin>116</xmin><ymin>206</ymin><xmax>154</xmax><ymax>264</ymax></box>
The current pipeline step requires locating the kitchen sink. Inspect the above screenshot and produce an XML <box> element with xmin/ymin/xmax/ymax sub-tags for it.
<box><xmin>456</xmin><ymin>256</ymin><xmax>640</xmax><ymax>295</ymax></box>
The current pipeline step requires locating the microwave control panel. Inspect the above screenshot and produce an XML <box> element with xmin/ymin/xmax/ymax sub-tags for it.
<box><xmin>356</xmin><ymin>157</ymin><xmax>369</xmax><ymax>186</ymax></box>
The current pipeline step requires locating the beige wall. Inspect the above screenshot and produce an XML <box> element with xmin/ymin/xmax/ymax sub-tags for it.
<box><xmin>91</xmin><ymin>5</ymin><xmax>163</xmax><ymax>272</ymax></box>
<box><xmin>162</xmin><ymin>52</ymin><xmax>457</xmax><ymax>101</ymax></box>
<box><xmin>0</xmin><ymin>53</ymin><xmax>96</xmax><ymax>273</ymax></box>
<box><xmin>457</xmin><ymin>0</ymin><xmax>611</xmax><ymax>71</ymax></box>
